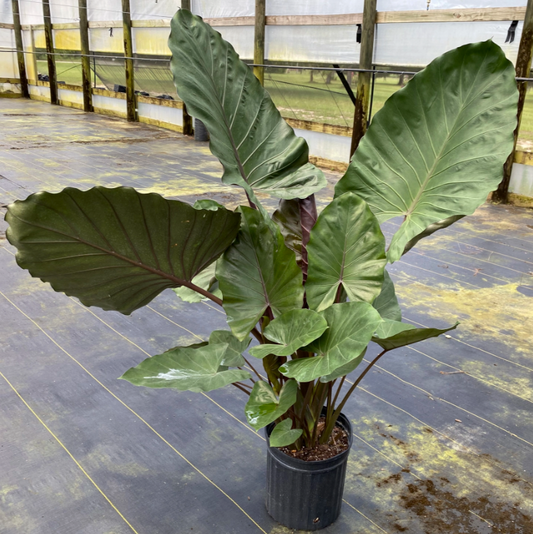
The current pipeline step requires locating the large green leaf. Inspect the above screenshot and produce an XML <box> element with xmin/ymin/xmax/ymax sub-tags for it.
<box><xmin>6</xmin><ymin>187</ymin><xmax>240</xmax><ymax>314</ymax></box>
<box><xmin>272</xmin><ymin>199</ymin><xmax>302</xmax><ymax>264</ymax></box>
<box><xmin>280</xmin><ymin>302</ymin><xmax>382</xmax><ymax>382</ymax></box>
<box><xmin>401</xmin><ymin>215</ymin><xmax>465</xmax><ymax>257</ymax></box>
<box><xmin>120</xmin><ymin>343</ymin><xmax>251</xmax><ymax>393</ymax></box>
<box><xmin>269</xmin><ymin>418</ymin><xmax>303</xmax><ymax>448</ymax></box>
<box><xmin>217</xmin><ymin>207</ymin><xmax>304</xmax><ymax>340</ymax></box>
<box><xmin>373</xmin><ymin>271</ymin><xmax>402</xmax><ymax>322</ymax></box>
<box><xmin>168</xmin><ymin>10</ymin><xmax>326</xmax><ymax>200</ymax></box>
<box><xmin>249</xmin><ymin>309</ymin><xmax>328</xmax><ymax>359</ymax></box>
<box><xmin>173</xmin><ymin>263</ymin><xmax>221</xmax><ymax>303</ymax></box>
<box><xmin>372</xmin><ymin>319</ymin><xmax>459</xmax><ymax>351</ymax></box>
<box><xmin>306</xmin><ymin>193</ymin><xmax>387</xmax><ymax>312</ymax></box>
<box><xmin>209</xmin><ymin>330</ymin><xmax>250</xmax><ymax>367</ymax></box>
<box><xmin>245</xmin><ymin>380</ymin><xmax>298</xmax><ymax>430</ymax></box>
<box><xmin>319</xmin><ymin>349</ymin><xmax>367</xmax><ymax>383</ymax></box>
<box><xmin>335</xmin><ymin>41</ymin><xmax>518</xmax><ymax>263</ymax></box>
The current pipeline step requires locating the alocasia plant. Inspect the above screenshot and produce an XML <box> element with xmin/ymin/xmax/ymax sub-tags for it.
<box><xmin>5</xmin><ymin>10</ymin><xmax>518</xmax><ymax>452</ymax></box>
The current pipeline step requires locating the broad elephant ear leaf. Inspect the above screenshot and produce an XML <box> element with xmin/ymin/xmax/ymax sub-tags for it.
<box><xmin>269</xmin><ymin>418</ymin><xmax>303</xmax><ymax>448</ymax></box>
<box><xmin>306</xmin><ymin>193</ymin><xmax>387</xmax><ymax>312</ymax></box>
<box><xmin>249</xmin><ymin>309</ymin><xmax>328</xmax><ymax>359</ymax></box>
<box><xmin>209</xmin><ymin>330</ymin><xmax>251</xmax><ymax>367</ymax></box>
<box><xmin>173</xmin><ymin>263</ymin><xmax>221</xmax><ymax>303</ymax></box>
<box><xmin>335</xmin><ymin>40</ymin><xmax>518</xmax><ymax>262</ymax></box>
<box><xmin>272</xmin><ymin>199</ymin><xmax>302</xmax><ymax>264</ymax></box>
<box><xmin>373</xmin><ymin>270</ymin><xmax>402</xmax><ymax>322</ymax></box>
<box><xmin>245</xmin><ymin>380</ymin><xmax>298</xmax><ymax>430</ymax></box>
<box><xmin>6</xmin><ymin>187</ymin><xmax>240</xmax><ymax>314</ymax></box>
<box><xmin>168</xmin><ymin>10</ymin><xmax>326</xmax><ymax>201</ymax></box>
<box><xmin>372</xmin><ymin>319</ymin><xmax>458</xmax><ymax>351</ymax></box>
<box><xmin>280</xmin><ymin>302</ymin><xmax>382</xmax><ymax>382</ymax></box>
<box><xmin>120</xmin><ymin>343</ymin><xmax>251</xmax><ymax>393</ymax></box>
<box><xmin>217</xmin><ymin>207</ymin><xmax>304</xmax><ymax>340</ymax></box>
<box><xmin>401</xmin><ymin>215</ymin><xmax>465</xmax><ymax>256</ymax></box>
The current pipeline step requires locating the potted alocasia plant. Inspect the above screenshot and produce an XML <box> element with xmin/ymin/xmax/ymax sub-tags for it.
<box><xmin>5</xmin><ymin>10</ymin><xmax>518</xmax><ymax>531</ymax></box>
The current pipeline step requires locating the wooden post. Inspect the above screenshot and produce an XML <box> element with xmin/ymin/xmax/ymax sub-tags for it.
<box><xmin>42</xmin><ymin>0</ymin><xmax>58</xmax><ymax>104</ymax></box>
<box><xmin>253</xmin><ymin>0</ymin><xmax>266</xmax><ymax>85</ymax></box>
<box><xmin>29</xmin><ymin>26</ymin><xmax>38</xmax><ymax>83</ymax></box>
<box><xmin>11</xmin><ymin>0</ymin><xmax>29</xmax><ymax>98</ymax></box>
<box><xmin>78</xmin><ymin>0</ymin><xmax>92</xmax><ymax>111</ymax></box>
<box><xmin>121</xmin><ymin>0</ymin><xmax>136</xmax><ymax>121</ymax></box>
<box><xmin>494</xmin><ymin>0</ymin><xmax>533</xmax><ymax>203</ymax></box>
<box><xmin>350</xmin><ymin>0</ymin><xmax>377</xmax><ymax>157</ymax></box>
<box><xmin>180</xmin><ymin>0</ymin><xmax>193</xmax><ymax>134</ymax></box>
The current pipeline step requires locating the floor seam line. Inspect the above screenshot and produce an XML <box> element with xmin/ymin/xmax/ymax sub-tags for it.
<box><xmin>0</xmin><ymin>368</ymin><xmax>140</xmax><ymax>534</ymax></box>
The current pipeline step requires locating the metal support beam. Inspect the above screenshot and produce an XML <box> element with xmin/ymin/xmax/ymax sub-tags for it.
<box><xmin>494</xmin><ymin>0</ymin><xmax>533</xmax><ymax>202</ymax></box>
<box><xmin>350</xmin><ymin>0</ymin><xmax>376</xmax><ymax>156</ymax></box>
<box><xmin>121</xmin><ymin>0</ymin><xmax>136</xmax><ymax>121</ymax></box>
<box><xmin>333</xmin><ymin>64</ymin><xmax>356</xmax><ymax>105</ymax></box>
<box><xmin>253</xmin><ymin>0</ymin><xmax>266</xmax><ymax>85</ymax></box>
<box><xmin>42</xmin><ymin>0</ymin><xmax>58</xmax><ymax>104</ymax></box>
<box><xmin>78</xmin><ymin>0</ymin><xmax>92</xmax><ymax>111</ymax></box>
<box><xmin>12</xmin><ymin>0</ymin><xmax>29</xmax><ymax>98</ymax></box>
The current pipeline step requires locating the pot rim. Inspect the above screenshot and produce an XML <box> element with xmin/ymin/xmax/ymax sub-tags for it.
<box><xmin>265</xmin><ymin>411</ymin><xmax>353</xmax><ymax>469</ymax></box>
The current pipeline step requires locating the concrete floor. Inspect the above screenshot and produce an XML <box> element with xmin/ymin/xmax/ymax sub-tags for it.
<box><xmin>1</xmin><ymin>98</ymin><xmax>533</xmax><ymax>534</ymax></box>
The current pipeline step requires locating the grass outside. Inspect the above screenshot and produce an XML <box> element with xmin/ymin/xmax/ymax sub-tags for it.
<box><xmin>265</xmin><ymin>70</ymin><xmax>402</xmax><ymax>128</ymax></box>
<box><xmin>35</xmin><ymin>61</ymin><xmax>533</xmax><ymax>149</ymax></box>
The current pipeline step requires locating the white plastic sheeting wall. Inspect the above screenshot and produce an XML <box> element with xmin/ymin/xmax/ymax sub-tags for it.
<box><xmin>87</xmin><ymin>0</ymin><xmax>122</xmax><ymax>22</ymax></box>
<box><xmin>0</xmin><ymin>0</ymin><xmax>12</xmax><ymax>24</ymax></box>
<box><xmin>0</xmin><ymin>27</ymin><xmax>17</xmax><ymax>78</ymax></box>
<box><xmin>19</xmin><ymin>0</ymin><xmax>44</xmax><ymax>25</ymax></box>
<box><xmin>190</xmin><ymin>0</ymin><xmax>529</xmax><ymax>66</ymax></box>
<box><xmin>375</xmin><ymin>21</ymin><xmax>522</xmax><ymax>66</ymax></box>
<box><xmin>0</xmin><ymin>0</ymin><xmax>12</xmax><ymax>81</ymax></box>
<box><xmin>85</xmin><ymin>0</ymin><xmax>181</xmax><ymax>22</ymax></box>
<box><xmin>0</xmin><ymin>1</ymin><xmax>16</xmax><ymax>80</ymax></box>
<box><xmin>510</xmin><ymin>163</ymin><xmax>533</xmax><ymax>197</ymax></box>
<box><xmin>1</xmin><ymin>1</ymin><xmax>528</xmax><ymax>66</ymax></box>
<box><xmin>1</xmin><ymin>0</ymin><xmax>533</xmax><ymax>198</ymax></box>
<box><xmin>265</xmin><ymin>25</ymin><xmax>360</xmax><ymax>64</ymax></box>
<box><xmin>378</xmin><ymin>1</ymin><xmax>526</xmax><ymax>9</ymax></box>
<box><xmin>267</xmin><ymin>1</ymin><xmax>365</xmax><ymax>16</ymax></box>
<box><xmin>191</xmin><ymin>0</ymin><xmax>254</xmax><ymax>18</ymax></box>
<box><xmin>131</xmin><ymin>0</ymin><xmax>180</xmax><ymax>20</ymax></box>
<box><xmin>50</xmin><ymin>0</ymin><xmax>78</xmax><ymax>24</ymax></box>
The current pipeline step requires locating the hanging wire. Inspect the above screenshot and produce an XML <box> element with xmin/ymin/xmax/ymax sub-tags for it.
<box><xmin>18</xmin><ymin>0</ymin><xmax>177</xmax><ymax>20</ymax></box>
<box><xmin>265</xmin><ymin>78</ymin><xmax>348</xmax><ymax>97</ymax></box>
<box><xmin>0</xmin><ymin>48</ymin><xmax>171</xmax><ymax>62</ymax></box>
<box><xmin>1</xmin><ymin>48</ymin><xmax>533</xmax><ymax>82</ymax></box>
<box><xmin>268</xmin><ymin>76</ymin><xmax>300</xmax><ymax>121</ymax></box>
<box><xmin>318</xmin><ymin>69</ymin><xmax>350</xmax><ymax>127</ymax></box>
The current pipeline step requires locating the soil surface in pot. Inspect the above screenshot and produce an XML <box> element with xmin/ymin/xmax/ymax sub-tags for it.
<box><xmin>278</xmin><ymin>418</ymin><xmax>349</xmax><ymax>461</ymax></box>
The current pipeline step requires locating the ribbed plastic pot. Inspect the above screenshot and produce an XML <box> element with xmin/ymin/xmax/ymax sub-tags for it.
<box><xmin>194</xmin><ymin>118</ymin><xmax>209</xmax><ymax>142</ymax></box>
<box><xmin>264</xmin><ymin>413</ymin><xmax>353</xmax><ymax>531</ymax></box>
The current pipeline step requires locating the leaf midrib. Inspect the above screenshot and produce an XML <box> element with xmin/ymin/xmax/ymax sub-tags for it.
<box><xmin>405</xmin><ymin>49</ymin><xmax>489</xmax><ymax>217</ymax></box>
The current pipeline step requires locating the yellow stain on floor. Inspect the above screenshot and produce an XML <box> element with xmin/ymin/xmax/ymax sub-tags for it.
<box><xmin>348</xmin><ymin>417</ymin><xmax>533</xmax><ymax>532</ymax></box>
<box><xmin>0</xmin><ymin>485</ymin><xmax>18</xmax><ymax>503</ymax></box>
<box><xmin>397</xmin><ymin>281</ymin><xmax>532</xmax><ymax>355</ymax></box>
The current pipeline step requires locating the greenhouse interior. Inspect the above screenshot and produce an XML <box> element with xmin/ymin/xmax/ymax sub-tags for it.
<box><xmin>0</xmin><ymin>0</ymin><xmax>532</xmax><ymax>533</ymax></box>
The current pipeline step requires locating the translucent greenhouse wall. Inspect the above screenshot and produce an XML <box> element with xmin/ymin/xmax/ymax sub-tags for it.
<box><xmin>0</xmin><ymin>0</ymin><xmax>532</xmax><ymax>198</ymax></box>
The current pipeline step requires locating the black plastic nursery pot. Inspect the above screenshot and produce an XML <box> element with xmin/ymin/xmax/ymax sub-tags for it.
<box><xmin>264</xmin><ymin>413</ymin><xmax>353</xmax><ymax>531</ymax></box>
<box><xmin>194</xmin><ymin>118</ymin><xmax>210</xmax><ymax>141</ymax></box>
